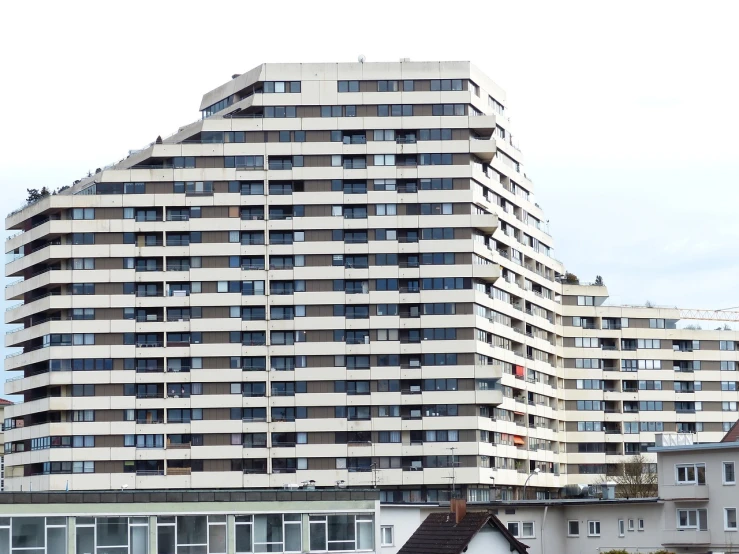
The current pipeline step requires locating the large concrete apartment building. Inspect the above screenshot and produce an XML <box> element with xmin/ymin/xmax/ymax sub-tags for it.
<box><xmin>4</xmin><ymin>60</ymin><xmax>739</xmax><ymax>499</ymax></box>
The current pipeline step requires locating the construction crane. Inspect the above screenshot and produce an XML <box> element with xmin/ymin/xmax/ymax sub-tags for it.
<box><xmin>679</xmin><ymin>308</ymin><xmax>739</xmax><ymax>322</ymax></box>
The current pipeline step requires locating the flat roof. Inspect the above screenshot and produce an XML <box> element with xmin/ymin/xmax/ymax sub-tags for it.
<box><xmin>385</xmin><ymin>498</ymin><xmax>660</xmax><ymax>508</ymax></box>
<box><xmin>650</xmin><ymin>442</ymin><xmax>739</xmax><ymax>453</ymax></box>
<box><xmin>0</xmin><ymin>488</ymin><xmax>380</xmax><ymax>505</ymax></box>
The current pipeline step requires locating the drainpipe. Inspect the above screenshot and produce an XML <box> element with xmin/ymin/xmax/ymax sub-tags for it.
<box><xmin>540</xmin><ymin>506</ymin><xmax>548</xmax><ymax>554</ymax></box>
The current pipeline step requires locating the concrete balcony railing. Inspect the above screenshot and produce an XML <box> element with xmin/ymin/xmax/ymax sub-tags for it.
<box><xmin>470</xmin><ymin>138</ymin><xmax>496</xmax><ymax>162</ymax></box>
<box><xmin>661</xmin><ymin>529</ymin><xmax>711</xmax><ymax>546</ymax></box>
<box><xmin>472</xmin><ymin>264</ymin><xmax>500</xmax><ymax>283</ymax></box>
<box><xmin>468</xmin><ymin>115</ymin><xmax>497</xmax><ymax>134</ymax></box>
<box><xmin>470</xmin><ymin>213</ymin><xmax>498</xmax><ymax>233</ymax></box>
<box><xmin>659</xmin><ymin>484</ymin><xmax>709</xmax><ymax>502</ymax></box>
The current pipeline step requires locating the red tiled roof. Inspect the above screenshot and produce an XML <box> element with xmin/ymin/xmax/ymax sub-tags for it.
<box><xmin>397</xmin><ymin>511</ymin><xmax>528</xmax><ymax>554</ymax></box>
<box><xmin>722</xmin><ymin>420</ymin><xmax>739</xmax><ymax>442</ymax></box>
<box><xmin>0</xmin><ymin>399</ymin><xmax>13</xmax><ymax>406</ymax></box>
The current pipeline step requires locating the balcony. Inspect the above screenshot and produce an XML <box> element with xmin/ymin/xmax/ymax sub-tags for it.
<box><xmin>661</xmin><ymin>529</ymin><xmax>710</xmax><ymax>546</ymax></box>
<box><xmin>468</xmin><ymin>115</ymin><xmax>497</xmax><ymax>134</ymax></box>
<box><xmin>471</xmin><ymin>214</ymin><xmax>498</xmax><ymax>233</ymax></box>
<box><xmin>136</xmin><ymin>342</ymin><xmax>163</xmax><ymax>348</ymax></box>
<box><xmin>470</xmin><ymin>138</ymin><xmax>496</xmax><ymax>162</ymax></box>
<box><xmin>660</xmin><ymin>484</ymin><xmax>709</xmax><ymax>502</ymax></box>
<box><xmin>472</xmin><ymin>264</ymin><xmax>500</xmax><ymax>282</ymax></box>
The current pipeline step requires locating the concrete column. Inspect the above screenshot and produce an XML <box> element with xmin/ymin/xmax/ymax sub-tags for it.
<box><xmin>67</xmin><ymin>517</ymin><xmax>76</xmax><ymax>554</ymax></box>
<box><xmin>301</xmin><ymin>513</ymin><xmax>310</xmax><ymax>553</ymax></box>
<box><xmin>227</xmin><ymin>515</ymin><xmax>235</xmax><ymax>554</ymax></box>
<box><xmin>149</xmin><ymin>516</ymin><xmax>157</xmax><ymax>554</ymax></box>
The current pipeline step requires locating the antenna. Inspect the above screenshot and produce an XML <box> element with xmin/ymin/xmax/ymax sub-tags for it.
<box><xmin>448</xmin><ymin>447</ymin><xmax>458</xmax><ymax>498</ymax></box>
<box><xmin>358</xmin><ymin>55</ymin><xmax>366</xmax><ymax>63</ymax></box>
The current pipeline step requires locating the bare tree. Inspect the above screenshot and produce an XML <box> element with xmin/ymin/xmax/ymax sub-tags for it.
<box><xmin>600</xmin><ymin>455</ymin><xmax>658</xmax><ymax>498</ymax></box>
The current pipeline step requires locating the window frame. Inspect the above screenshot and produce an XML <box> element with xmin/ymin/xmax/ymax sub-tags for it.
<box><xmin>380</xmin><ymin>525</ymin><xmax>394</xmax><ymax>546</ymax></box>
<box><xmin>587</xmin><ymin>520</ymin><xmax>600</xmax><ymax>537</ymax></box>
<box><xmin>676</xmin><ymin>508</ymin><xmax>707</xmax><ymax>530</ymax></box>
<box><xmin>725</xmin><ymin>508</ymin><xmax>738</xmax><ymax>531</ymax></box>
<box><xmin>675</xmin><ymin>463</ymin><xmax>706</xmax><ymax>485</ymax></box>
<box><xmin>724</xmin><ymin>461</ymin><xmax>736</xmax><ymax>485</ymax></box>
<box><xmin>567</xmin><ymin>520</ymin><xmax>579</xmax><ymax>537</ymax></box>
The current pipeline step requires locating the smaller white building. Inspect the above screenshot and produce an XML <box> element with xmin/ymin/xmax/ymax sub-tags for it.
<box><xmin>653</xmin><ymin>437</ymin><xmax>739</xmax><ymax>553</ymax></box>
<box><xmin>396</xmin><ymin>499</ymin><xmax>527</xmax><ymax>554</ymax></box>
<box><xmin>383</xmin><ymin>498</ymin><xmax>663</xmax><ymax>554</ymax></box>
<box><xmin>386</xmin><ymin>435</ymin><xmax>739</xmax><ymax>553</ymax></box>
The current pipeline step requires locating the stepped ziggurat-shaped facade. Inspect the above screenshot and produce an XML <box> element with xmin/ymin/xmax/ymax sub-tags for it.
<box><xmin>5</xmin><ymin>61</ymin><xmax>739</xmax><ymax>500</ymax></box>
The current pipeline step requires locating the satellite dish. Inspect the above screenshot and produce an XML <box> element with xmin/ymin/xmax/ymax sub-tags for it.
<box><xmin>358</xmin><ymin>55</ymin><xmax>366</xmax><ymax>63</ymax></box>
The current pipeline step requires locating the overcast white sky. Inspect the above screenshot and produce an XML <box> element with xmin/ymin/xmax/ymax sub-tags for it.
<box><xmin>2</xmin><ymin>1</ymin><xmax>739</xmax><ymax>386</ymax></box>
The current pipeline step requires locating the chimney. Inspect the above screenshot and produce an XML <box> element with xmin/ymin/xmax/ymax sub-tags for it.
<box><xmin>450</xmin><ymin>498</ymin><xmax>467</xmax><ymax>524</ymax></box>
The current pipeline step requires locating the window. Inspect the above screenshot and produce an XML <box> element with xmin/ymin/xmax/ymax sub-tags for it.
<box><xmin>375</xmin><ymin>204</ymin><xmax>397</xmax><ymax>216</ymax></box>
<box><xmin>263</xmin><ymin>106</ymin><xmax>297</xmax><ymax>118</ymax></box>
<box><xmin>71</xmin><ymin>207</ymin><xmax>95</xmax><ymax>220</ymax></box>
<box><xmin>638</xmin><ymin>519</ymin><xmax>645</xmax><ymax>531</ymax></box>
<box><xmin>725</xmin><ymin>462</ymin><xmax>736</xmax><ymax>485</ymax></box>
<box><xmin>721</xmin><ymin>340</ymin><xmax>736</xmax><ymax>351</ymax></box>
<box><xmin>628</xmin><ymin>519</ymin><xmax>635</xmax><ymax>531</ymax></box>
<box><xmin>618</xmin><ymin>519</ymin><xmax>625</xmax><ymax>537</ymax></box>
<box><xmin>308</xmin><ymin>514</ymin><xmax>373</xmax><ymax>551</ymax></box>
<box><xmin>726</xmin><ymin>508</ymin><xmax>738</xmax><ymax>531</ymax></box>
<box><xmin>567</xmin><ymin>521</ymin><xmax>579</xmax><ymax>537</ymax></box>
<box><xmin>431</xmin><ymin>103</ymin><xmax>465</xmax><ymax>116</ymax></box>
<box><xmin>377</xmin><ymin>104</ymin><xmax>414</xmax><ymax>117</ymax></box>
<box><xmin>381</xmin><ymin>525</ymin><xmax>394</xmax><ymax>546</ymax></box>
<box><xmin>419</xmin><ymin>153</ymin><xmax>452</xmax><ymax>165</ymax></box>
<box><xmin>374</xmin><ymin>154</ymin><xmax>395</xmax><ymax>166</ymax></box>
<box><xmin>263</xmin><ymin>81</ymin><xmax>301</xmax><ymax>94</ymax></box>
<box><xmin>418</xmin><ymin>129</ymin><xmax>453</xmax><ymax>141</ymax></box>
<box><xmin>637</xmin><ymin>338</ymin><xmax>661</xmax><ymax>349</ymax></box>
<box><xmin>431</xmin><ymin>79</ymin><xmax>463</xmax><ymax>91</ymax></box>
<box><xmin>157</xmin><ymin>515</ymin><xmax>228</xmax><ymax>554</ymax></box>
<box><xmin>71</xmin><ymin>232</ymin><xmax>94</xmax><ymax>245</ymax></box>
<box><xmin>588</xmin><ymin>521</ymin><xmax>600</xmax><ymax>537</ymax></box>
<box><xmin>338</xmin><ymin>80</ymin><xmax>359</xmax><ymax>92</ymax></box>
<box><xmin>506</xmin><ymin>522</ymin><xmax>519</xmax><ymax>537</ymax></box>
<box><xmin>676</xmin><ymin>463</ymin><xmax>706</xmax><ymax>485</ymax></box>
<box><xmin>677</xmin><ymin>509</ymin><xmax>708</xmax><ymax>530</ymax></box>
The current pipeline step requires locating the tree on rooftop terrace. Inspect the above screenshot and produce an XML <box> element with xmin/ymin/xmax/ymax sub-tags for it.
<box><xmin>26</xmin><ymin>187</ymin><xmax>50</xmax><ymax>204</ymax></box>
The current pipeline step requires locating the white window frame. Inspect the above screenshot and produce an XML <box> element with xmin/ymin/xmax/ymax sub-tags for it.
<box><xmin>627</xmin><ymin>518</ymin><xmax>635</xmax><ymax>531</ymax></box>
<box><xmin>724</xmin><ymin>461</ymin><xmax>736</xmax><ymax>485</ymax></box>
<box><xmin>506</xmin><ymin>522</ymin><xmax>520</xmax><ymax>537</ymax></box>
<box><xmin>587</xmin><ymin>520</ymin><xmax>600</xmax><ymax>537</ymax></box>
<box><xmin>381</xmin><ymin>525</ymin><xmax>394</xmax><ymax>546</ymax></box>
<box><xmin>618</xmin><ymin>519</ymin><xmax>625</xmax><ymax>537</ymax></box>
<box><xmin>567</xmin><ymin>520</ymin><xmax>579</xmax><ymax>537</ymax></box>
<box><xmin>638</xmin><ymin>518</ymin><xmax>645</xmax><ymax>531</ymax></box>
<box><xmin>675</xmin><ymin>463</ymin><xmax>706</xmax><ymax>485</ymax></box>
<box><xmin>677</xmin><ymin>508</ymin><xmax>707</xmax><ymax>530</ymax></box>
<box><xmin>520</xmin><ymin>521</ymin><xmax>535</xmax><ymax>539</ymax></box>
<box><xmin>725</xmin><ymin>508</ymin><xmax>738</xmax><ymax>531</ymax></box>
